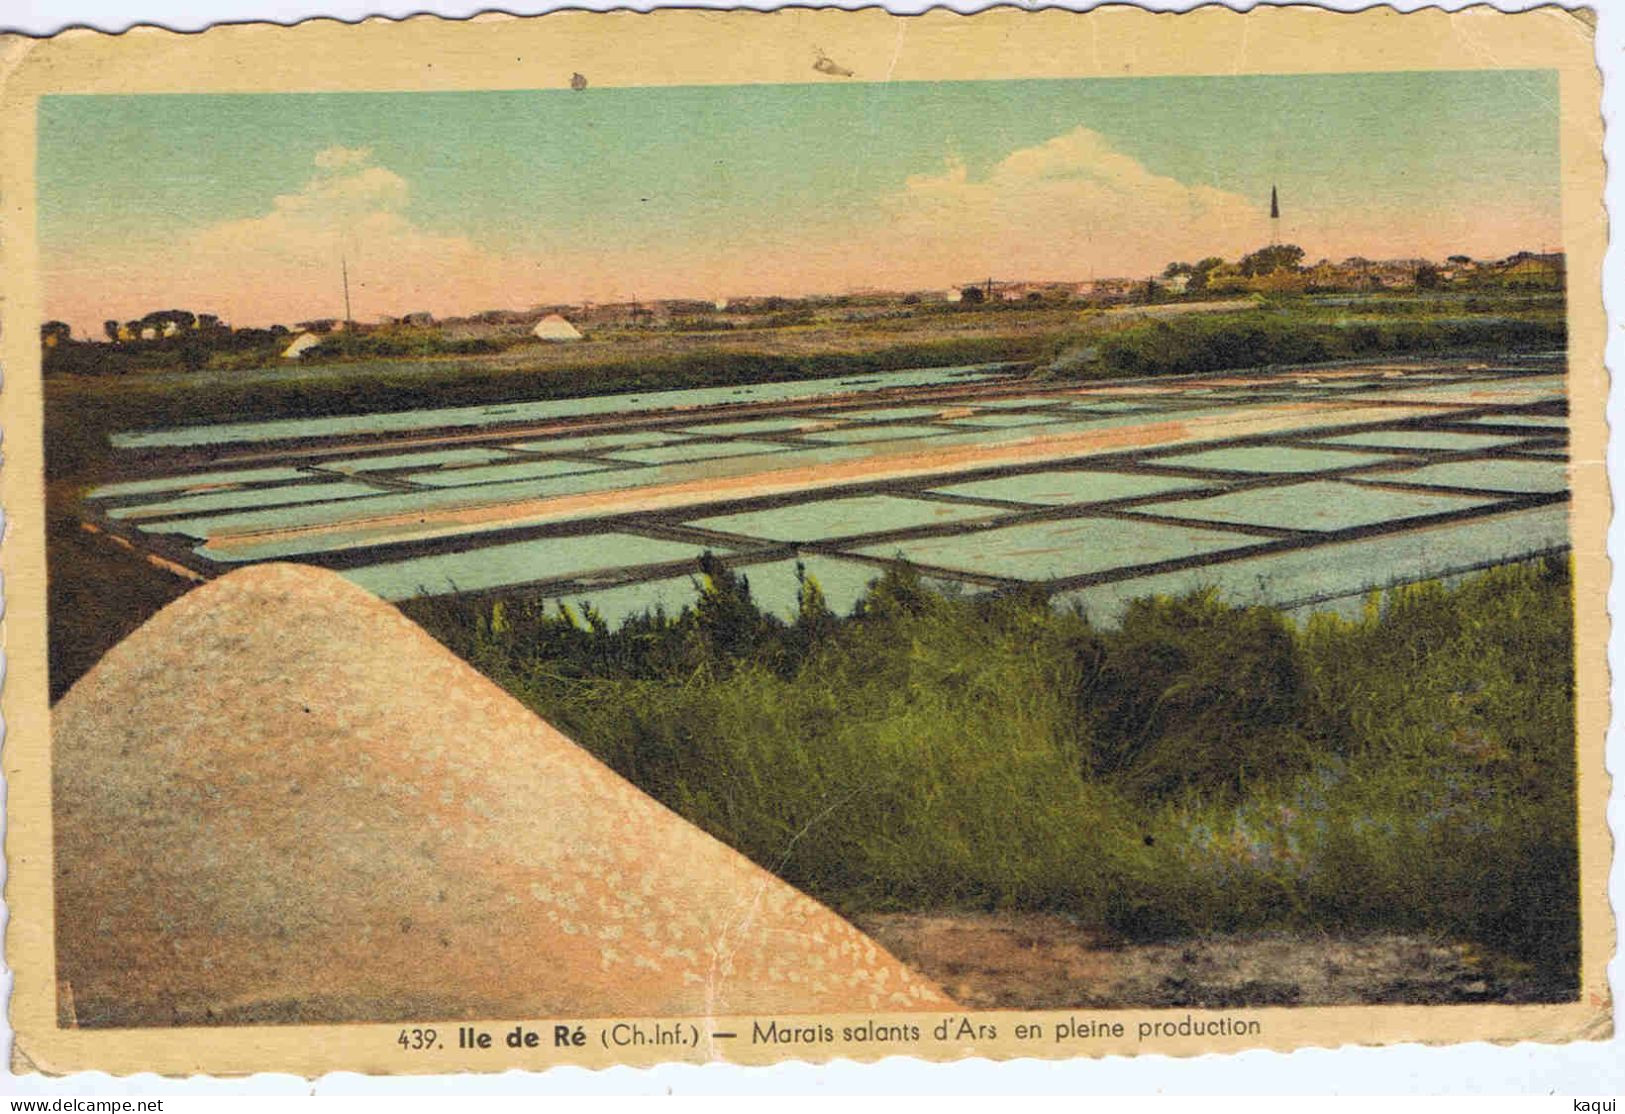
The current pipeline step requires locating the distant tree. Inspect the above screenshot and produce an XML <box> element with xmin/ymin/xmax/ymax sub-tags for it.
<box><xmin>1239</xmin><ymin>244</ymin><xmax>1306</xmax><ymax>277</ymax></box>
<box><xmin>40</xmin><ymin>320</ymin><xmax>72</xmax><ymax>348</ymax></box>
<box><xmin>901</xmin><ymin>293</ymin><xmax>921</xmax><ymax>305</ymax></box>
<box><xmin>103</xmin><ymin>319</ymin><xmax>120</xmax><ymax>343</ymax></box>
<box><xmin>1447</xmin><ymin>254</ymin><xmax>1473</xmax><ymax>265</ymax></box>
<box><xmin>1203</xmin><ymin>262</ymin><xmax>1249</xmax><ymax>295</ymax></box>
<box><xmin>1415</xmin><ymin>264</ymin><xmax>1444</xmax><ymax>290</ymax></box>
<box><xmin>1162</xmin><ymin>257</ymin><xmax>1226</xmax><ymax>293</ymax></box>
<box><xmin>959</xmin><ymin>285</ymin><xmax>986</xmax><ymax>304</ymax></box>
<box><xmin>136</xmin><ymin>309</ymin><xmax>197</xmax><ymax>338</ymax></box>
<box><xmin>1191</xmin><ymin>257</ymin><xmax>1227</xmax><ymax>291</ymax></box>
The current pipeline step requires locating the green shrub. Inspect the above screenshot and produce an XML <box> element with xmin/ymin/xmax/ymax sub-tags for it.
<box><xmin>1060</xmin><ymin>312</ymin><xmax>1566</xmax><ymax>380</ymax></box>
<box><xmin>1076</xmin><ymin>589</ymin><xmax>1313</xmax><ymax>799</ymax></box>
<box><xmin>404</xmin><ymin>556</ymin><xmax>1578</xmax><ymax>987</ymax></box>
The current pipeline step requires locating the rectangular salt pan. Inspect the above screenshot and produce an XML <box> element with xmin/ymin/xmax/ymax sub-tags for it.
<box><xmin>928</xmin><ymin>469</ymin><xmax>1214</xmax><ymax>507</ymax></box>
<box><xmin>111</xmin><ymin>362</ymin><xmax>1016</xmax><ymax>449</ymax></box>
<box><xmin>961</xmin><ymin>397</ymin><xmax>1076</xmax><ymax>411</ymax></box>
<box><xmin>828</xmin><ymin>406</ymin><xmax>959</xmax><ymax>422</ymax></box>
<box><xmin>945</xmin><ymin>413</ymin><xmax>1069</xmax><ymax>429</ymax></box>
<box><xmin>1148</xmin><ymin>444</ymin><xmax>1407</xmax><ymax>474</ymax></box>
<box><xmin>1053</xmin><ymin>505</ymin><xmax>1570</xmax><ymax>628</ymax></box>
<box><xmin>340</xmin><ymin>532</ymin><xmax>724</xmax><ymax>601</ymax></box>
<box><xmin>1316</xmin><ymin>430</ymin><xmax>1531</xmax><ymax>452</ymax></box>
<box><xmin>1457</xmin><ymin>414</ymin><xmax>1569</xmax><ymax>431</ymax></box>
<box><xmin>800</xmin><ymin>424</ymin><xmax>950</xmax><ymax>444</ymax></box>
<box><xmin>849</xmin><ymin>515</ymin><xmax>1269</xmax><ymax>582</ymax></box>
<box><xmin>88</xmin><ymin>466</ymin><xmax>311</xmax><ymax>500</ymax></box>
<box><xmin>1360</xmin><ymin>458</ymin><xmax>1567</xmax><ymax>495</ymax></box>
<box><xmin>607</xmin><ymin>440</ymin><xmax>793</xmax><ymax>465</ymax></box>
<box><xmin>508</xmin><ymin>430</ymin><xmax>680</xmax><ymax>454</ymax></box>
<box><xmin>679</xmin><ymin>417</ymin><xmax>832</xmax><ymax>436</ymax></box>
<box><xmin>1344</xmin><ymin>382</ymin><xmax>1566</xmax><ymax>406</ymax></box>
<box><xmin>405</xmin><ymin>458</ymin><xmax>614</xmax><ymax>488</ymax></box>
<box><xmin>323</xmin><ymin>447</ymin><xmax>514</xmax><ymax>473</ymax></box>
<box><xmin>1061</xmin><ymin>400</ymin><xmax>1162</xmax><ymax>413</ymax></box>
<box><xmin>1132</xmin><ymin>479</ymin><xmax>1501</xmax><ymax>533</ymax></box>
<box><xmin>107</xmin><ymin>479</ymin><xmax>383</xmax><ymax>521</ymax></box>
<box><xmin>689</xmin><ymin>494</ymin><xmax>1000</xmax><ymax>543</ymax></box>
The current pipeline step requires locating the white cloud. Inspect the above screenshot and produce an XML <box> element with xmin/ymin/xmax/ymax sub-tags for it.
<box><xmin>312</xmin><ymin>144</ymin><xmax>374</xmax><ymax>170</ymax></box>
<box><xmin>193</xmin><ymin>150</ymin><xmax>444</xmax><ymax>264</ymax></box>
<box><xmin>882</xmin><ymin>127</ymin><xmax>1264</xmax><ymax>280</ymax></box>
<box><xmin>166</xmin><ymin>147</ymin><xmax>508</xmax><ymax>321</ymax></box>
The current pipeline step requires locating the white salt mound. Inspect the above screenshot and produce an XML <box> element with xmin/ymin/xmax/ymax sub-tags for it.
<box><xmin>53</xmin><ymin>563</ymin><xmax>949</xmax><ymax>1026</ymax></box>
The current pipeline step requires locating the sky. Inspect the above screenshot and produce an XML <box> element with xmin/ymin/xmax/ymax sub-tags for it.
<box><xmin>38</xmin><ymin>70</ymin><xmax>1562</xmax><ymax>334</ymax></box>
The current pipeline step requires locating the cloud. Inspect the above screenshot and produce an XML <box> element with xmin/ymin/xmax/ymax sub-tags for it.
<box><xmin>312</xmin><ymin>144</ymin><xmax>374</xmax><ymax>170</ymax></box>
<box><xmin>191</xmin><ymin>155</ymin><xmax>440</xmax><ymax>267</ymax></box>
<box><xmin>881</xmin><ymin>127</ymin><xmax>1264</xmax><ymax>280</ymax></box>
<box><xmin>134</xmin><ymin>147</ymin><xmax>514</xmax><ymax>324</ymax></box>
<box><xmin>43</xmin><ymin>125</ymin><xmax>1558</xmax><ymax>334</ymax></box>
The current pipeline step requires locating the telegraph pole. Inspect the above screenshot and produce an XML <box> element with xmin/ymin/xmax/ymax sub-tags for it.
<box><xmin>341</xmin><ymin>255</ymin><xmax>354</xmax><ymax>330</ymax></box>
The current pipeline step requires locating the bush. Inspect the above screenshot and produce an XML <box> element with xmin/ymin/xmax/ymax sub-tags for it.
<box><xmin>1059</xmin><ymin>311</ymin><xmax>1566</xmax><ymax>380</ymax></box>
<box><xmin>404</xmin><ymin>556</ymin><xmax>1578</xmax><ymax>987</ymax></box>
<box><xmin>1077</xmin><ymin>589</ymin><xmax>1313</xmax><ymax>799</ymax></box>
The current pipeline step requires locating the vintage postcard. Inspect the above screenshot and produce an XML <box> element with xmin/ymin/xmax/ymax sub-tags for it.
<box><xmin>0</xmin><ymin>5</ymin><xmax>1612</xmax><ymax>1078</ymax></box>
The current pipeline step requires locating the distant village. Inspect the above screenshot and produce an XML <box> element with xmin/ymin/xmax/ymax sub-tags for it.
<box><xmin>40</xmin><ymin>247</ymin><xmax>1565</xmax><ymax>374</ymax></box>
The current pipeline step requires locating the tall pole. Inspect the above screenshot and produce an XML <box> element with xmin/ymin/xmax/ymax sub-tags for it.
<box><xmin>341</xmin><ymin>255</ymin><xmax>353</xmax><ymax>330</ymax></box>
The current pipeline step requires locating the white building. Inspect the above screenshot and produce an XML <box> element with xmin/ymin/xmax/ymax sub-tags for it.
<box><xmin>532</xmin><ymin>314</ymin><xmax>583</xmax><ymax>342</ymax></box>
<box><xmin>281</xmin><ymin>332</ymin><xmax>324</xmax><ymax>359</ymax></box>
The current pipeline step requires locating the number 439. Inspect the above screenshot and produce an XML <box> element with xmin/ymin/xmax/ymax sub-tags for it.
<box><xmin>398</xmin><ymin>1028</ymin><xmax>439</xmax><ymax>1051</ymax></box>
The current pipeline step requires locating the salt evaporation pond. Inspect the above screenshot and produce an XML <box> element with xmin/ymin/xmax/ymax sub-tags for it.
<box><xmin>112</xmin><ymin>362</ymin><xmax>1018</xmax><ymax>449</ymax></box>
<box><xmin>1135</xmin><ymin>479</ymin><xmax>1498</xmax><ymax>533</ymax></box>
<box><xmin>689</xmin><ymin>494</ymin><xmax>1001</xmax><ymax>542</ymax></box>
<box><xmin>1053</xmin><ymin>505</ymin><xmax>1569</xmax><ymax>628</ymax></box>
<box><xmin>83</xmin><ymin>353</ymin><xmax>1573</xmax><ymax>635</ymax></box>
<box><xmin>342</xmin><ymin>532</ymin><xmax>724</xmax><ymax>601</ymax></box>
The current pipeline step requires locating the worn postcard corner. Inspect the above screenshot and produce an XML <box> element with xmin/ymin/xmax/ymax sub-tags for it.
<box><xmin>0</xmin><ymin>3</ymin><xmax>1613</xmax><ymax>1079</ymax></box>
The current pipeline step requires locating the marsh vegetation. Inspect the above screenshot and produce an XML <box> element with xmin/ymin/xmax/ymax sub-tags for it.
<box><xmin>404</xmin><ymin>555</ymin><xmax>1578</xmax><ymax>1002</ymax></box>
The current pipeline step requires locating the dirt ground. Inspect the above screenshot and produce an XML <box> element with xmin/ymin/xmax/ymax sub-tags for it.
<box><xmin>852</xmin><ymin>912</ymin><xmax>1566</xmax><ymax>1009</ymax></box>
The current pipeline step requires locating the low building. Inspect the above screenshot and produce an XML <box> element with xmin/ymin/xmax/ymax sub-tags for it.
<box><xmin>281</xmin><ymin>332</ymin><xmax>324</xmax><ymax>359</ymax></box>
<box><xmin>532</xmin><ymin>314</ymin><xmax>583</xmax><ymax>342</ymax></box>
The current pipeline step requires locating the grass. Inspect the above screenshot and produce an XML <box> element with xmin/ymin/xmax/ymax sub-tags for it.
<box><xmin>402</xmin><ymin>555</ymin><xmax>1578</xmax><ymax>994</ymax></box>
<box><xmin>42</xmin><ymin>293</ymin><xmax>1580</xmax><ymax>969</ymax></box>
<box><xmin>1045</xmin><ymin>301</ymin><xmax>1566</xmax><ymax>379</ymax></box>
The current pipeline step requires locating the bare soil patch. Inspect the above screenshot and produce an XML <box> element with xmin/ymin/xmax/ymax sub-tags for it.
<box><xmin>853</xmin><ymin>912</ymin><xmax>1568</xmax><ymax>1009</ymax></box>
